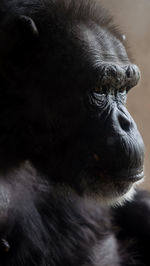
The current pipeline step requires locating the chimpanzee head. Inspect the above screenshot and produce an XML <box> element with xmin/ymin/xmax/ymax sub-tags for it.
<box><xmin>0</xmin><ymin>0</ymin><xmax>144</xmax><ymax>205</ymax></box>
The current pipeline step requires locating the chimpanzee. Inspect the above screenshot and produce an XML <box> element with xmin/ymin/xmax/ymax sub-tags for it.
<box><xmin>0</xmin><ymin>0</ymin><xmax>149</xmax><ymax>265</ymax></box>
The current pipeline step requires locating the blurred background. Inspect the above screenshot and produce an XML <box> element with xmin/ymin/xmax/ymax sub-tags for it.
<box><xmin>100</xmin><ymin>0</ymin><xmax>150</xmax><ymax>189</ymax></box>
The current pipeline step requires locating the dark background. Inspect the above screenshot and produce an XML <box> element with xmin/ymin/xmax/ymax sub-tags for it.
<box><xmin>100</xmin><ymin>0</ymin><xmax>150</xmax><ymax>189</ymax></box>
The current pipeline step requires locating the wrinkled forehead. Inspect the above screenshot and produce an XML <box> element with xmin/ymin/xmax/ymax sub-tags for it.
<box><xmin>74</xmin><ymin>23</ymin><xmax>140</xmax><ymax>89</ymax></box>
<box><xmin>76</xmin><ymin>23</ymin><xmax>129</xmax><ymax>66</ymax></box>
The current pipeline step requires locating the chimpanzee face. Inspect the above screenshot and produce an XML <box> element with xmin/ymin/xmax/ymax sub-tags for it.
<box><xmin>25</xmin><ymin>21</ymin><xmax>143</xmax><ymax>205</ymax></box>
<box><xmin>0</xmin><ymin>8</ymin><xmax>144</xmax><ymax>205</ymax></box>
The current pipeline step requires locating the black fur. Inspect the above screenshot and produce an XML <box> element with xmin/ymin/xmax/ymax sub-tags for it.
<box><xmin>0</xmin><ymin>0</ymin><xmax>149</xmax><ymax>265</ymax></box>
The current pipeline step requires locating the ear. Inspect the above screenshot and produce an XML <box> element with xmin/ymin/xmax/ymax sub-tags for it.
<box><xmin>17</xmin><ymin>15</ymin><xmax>39</xmax><ymax>38</ymax></box>
<box><xmin>0</xmin><ymin>15</ymin><xmax>39</xmax><ymax>61</ymax></box>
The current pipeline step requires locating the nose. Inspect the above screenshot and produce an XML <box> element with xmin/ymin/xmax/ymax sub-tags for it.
<box><xmin>117</xmin><ymin>110</ymin><xmax>132</xmax><ymax>132</ymax></box>
<box><xmin>110</xmin><ymin>105</ymin><xmax>135</xmax><ymax>135</ymax></box>
<box><xmin>106</xmin><ymin>107</ymin><xmax>144</xmax><ymax>171</ymax></box>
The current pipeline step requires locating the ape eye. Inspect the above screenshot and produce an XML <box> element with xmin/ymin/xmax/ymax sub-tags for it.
<box><xmin>93</xmin><ymin>86</ymin><xmax>106</xmax><ymax>94</ymax></box>
<box><xmin>94</xmin><ymin>87</ymin><xmax>103</xmax><ymax>93</ymax></box>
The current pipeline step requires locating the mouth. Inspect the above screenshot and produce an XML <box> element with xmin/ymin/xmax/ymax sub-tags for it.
<box><xmin>112</xmin><ymin>169</ymin><xmax>144</xmax><ymax>183</ymax></box>
<box><xmin>85</xmin><ymin>164</ymin><xmax>144</xmax><ymax>186</ymax></box>
<box><xmin>78</xmin><ymin>164</ymin><xmax>144</xmax><ymax>205</ymax></box>
<box><xmin>92</xmin><ymin>153</ymin><xmax>144</xmax><ymax>184</ymax></box>
<box><xmin>88</xmin><ymin>157</ymin><xmax>144</xmax><ymax>184</ymax></box>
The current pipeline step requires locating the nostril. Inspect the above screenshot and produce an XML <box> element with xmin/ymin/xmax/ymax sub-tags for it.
<box><xmin>118</xmin><ymin>113</ymin><xmax>132</xmax><ymax>132</ymax></box>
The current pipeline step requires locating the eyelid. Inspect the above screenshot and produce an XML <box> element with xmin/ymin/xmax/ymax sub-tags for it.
<box><xmin>93</xmin><ymin>86</ymin><xmax>127</xmax><ymax>95</ymax></box>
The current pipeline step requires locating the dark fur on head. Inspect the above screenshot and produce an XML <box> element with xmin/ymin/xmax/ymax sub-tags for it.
<box><xmin>0</xmin><ymin>0</ymin><xmax>122</xmax><ymax>40</ymax></box>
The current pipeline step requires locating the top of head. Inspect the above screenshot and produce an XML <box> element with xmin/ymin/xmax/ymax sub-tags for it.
<box><xmin>0</xmin><ymin>0</ymin><xmax>141</xmax><ymax>94</ymax></box>
<box><xmin>0</xmin><ymin>0</ymin><xmax>131</xmax><ymax>64</ymax></box>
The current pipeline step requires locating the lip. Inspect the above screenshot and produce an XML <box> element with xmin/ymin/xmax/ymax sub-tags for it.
<box><xmin>87</xmin><ymin>164</ymin><xmax>144</xmax><ymax>183</ymax></box>
<box><xmin>112</xmin><ymin>169</ymin><xmax>144</xmax><ymax>183</ymax></box>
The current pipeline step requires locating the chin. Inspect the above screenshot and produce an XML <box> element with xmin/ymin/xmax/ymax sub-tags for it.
<box><xmin>107</xmin><ymin>177</ymin><xmax>144</xmax><ymax>206</ymax></box>
<box><xmin>79</xmin><ymin>170</ymin><xmax>145</xmax><ymax>206</ymax></box>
